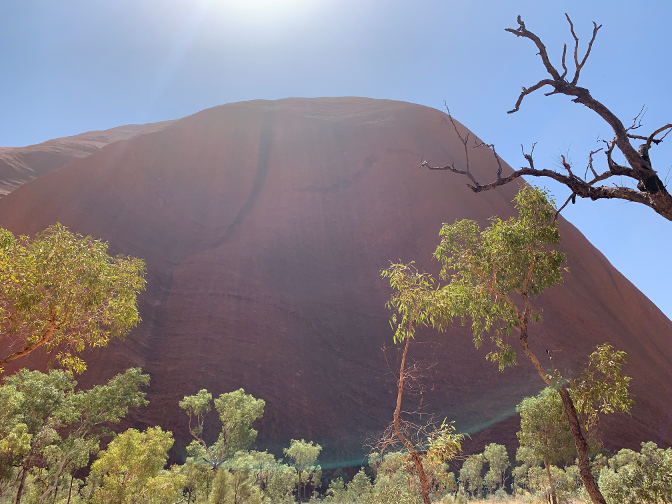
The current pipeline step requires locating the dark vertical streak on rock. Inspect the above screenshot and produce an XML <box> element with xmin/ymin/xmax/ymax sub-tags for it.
<box><xmin>212</xmin><ymin>103</ymin><xmax>275</xmax><ymax>249</ymax></box>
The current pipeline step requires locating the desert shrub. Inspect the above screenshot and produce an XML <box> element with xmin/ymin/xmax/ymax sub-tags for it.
<box><xmin>598</xmin><ymin>442</ymin><xmax>672</xmax><ymax>504</ymax></box>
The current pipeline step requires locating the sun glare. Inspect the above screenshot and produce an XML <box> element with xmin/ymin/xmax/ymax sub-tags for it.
<box><xmin>212</xmin><ymin>0</ymin><xmax>323</xmax><ymax>29</ymax></box>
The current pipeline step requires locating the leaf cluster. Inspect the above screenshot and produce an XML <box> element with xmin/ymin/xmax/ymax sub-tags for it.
<box><xmin>383</xmin><ymin>186</ymin><xmax>566</xmax><ymax>370</ymax></box>
<box><xmin>0</xmin><ymin>224</ymin><xmax>146</xmax><ymax>373</ymax></box>
<box><xmin>180</xmin><ymin>388</ymin><xmax>265</xmax><ymax>469</ymax></box>
<box><xmin>567</xmin><ymin>343</ymin><xmax>633</xmax><ymax>435</ymax></box>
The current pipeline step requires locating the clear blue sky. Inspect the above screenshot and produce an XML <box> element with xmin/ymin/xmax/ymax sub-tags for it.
<box><xmin>1</xmin><ymin>0</ymin><xmax>670</xmax><ymax>319</ymax></box>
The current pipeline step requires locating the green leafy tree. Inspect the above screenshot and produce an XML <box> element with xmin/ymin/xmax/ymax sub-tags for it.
<box><xmin>283</xmin><ymin>439</ymin><xmax>322</xmax><ymax>501</ymax></box>
<box><xmin>598</xmin><ymin>442</ymin><xmax>672</xmax><ymax>504</ymax></box>
<box><xmin>0</xmin><ymin>385</ymin><xmax>32</xmax><ymax>498</ymax></box>
<box><xmin>383</xmin><ymin>185</ymin><xmax>632</xmax><ymax>504</ymax></box>
<box><xmin>208</xmin><ymin>466</ymin><xmax>261</xmax><ymax>504</ymax></box>
<box><xmin>88</xmin><ymin>426</ymin><xmax>184</xmax><ymax>504</ymax></box>
<box><xmin>226</xmin><ymin>450</ymin><xmax>296</xmax><ymax>504</ymax></box>
<box><xmin>482</xmin><ymin>443</ymin><xmax>510</xmax><ymax>494</ymax></box>
<box><xmin>517</xmin><ymin>388</ymin><xmax>576</xmax><ymax>504</ymax></box>
<box><xmin>0</xmin><ymin>368</ymin><xmax>149</xmax><ymax>504</ymax></box>
<box><xmin>36</xmin><ymin>368</ymin><xmax>150</xmax><ymax>503</ymax></box>
<box><xmin>0</xmin><ymin>224</ymin><xmax>146</xmax><ymax>373</ymax></box>
<box><xmin>180</xmin><ymin>457</ymin><xmax>215</xmax><ymax>503</ymax></box>
<box><xmin>366</xmin><ymin>452</ymin><xmax>424</xmax><ymax>504</ymax></box>
<box><xmin>459</xmin><ymin>455</ymin><xmax>483</xmax><ymax>499</ymax></box>
<box><xmin>1</xmin><ymin>369</ymin><xmax>75</xmax><ymax>503</ymax></box>
<box><xmin>179</xmin><ymin>389</ymin><xmax>265</xmax><ymax>471</ymax></box>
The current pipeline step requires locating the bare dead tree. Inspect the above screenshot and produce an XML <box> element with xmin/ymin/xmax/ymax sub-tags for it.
<box><xmin>422</xmin><ymin>14</ymin><xmax>672</xmax><ymax>221</ymax></box>
<box><xmin>369</xmin><ymin>339</ymin><xmax>463</xmax><ymax>504</ymax></box>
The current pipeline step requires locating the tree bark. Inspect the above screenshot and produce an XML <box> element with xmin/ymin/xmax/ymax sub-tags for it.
<box><xmin>517</xmin><ymin>325</ymin><xmax>607</xmax><ymax>504</ymax></box>
<box><xmin>0</xmin><ymin>322</ymin><xmax>55</xmax><ymax>369</ymax></box>
<box><xmin>393</xmin><ymin>337</ymin><xmax>432</xmax><ymax>504</ymax></box>
<box><xmin>557</xmin><ymin>387</ymin><xmax>607</xmax><ymax>504</ymax></box>
<box><xmin>66</xmin><ymin>475</ymin><xmax>74</xmax><ymax>504</ymax></box>
<box><xmin>544</xmin><ymin>460</ymin><xmax>558</xmax><ymax>504</ymax></box>
<box><xmin>14</xmin><ymin>461</ymin><xmax>29</xmax><ymax>504</ymax></box>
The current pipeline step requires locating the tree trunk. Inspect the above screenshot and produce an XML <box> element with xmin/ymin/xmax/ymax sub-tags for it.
<box><xmin>393</xmin><ymin>337</ymin><xmax>432</xmax><ymax>504</ymax></box>
<box><xmin>14</xmin><ymin>463</ymin><xmax>28</xmax><ymax>504</ymax></box>
<box><xmin>66</xmin><ymin>475</ymin><xmax>74</xmax><ymax>504</ymax></box>
<box><xmin>544</xmin><ymin>460</ymin><xmax>558</xmax><ymax>504</ymax></box>
<box><xmin>557</xmin><ymin>387</ymin><xmax>607</xmax><ymax>504</ymax></box>
<box><xmin>518</xmin><ymin>324</ymin><xmax>607</xmax><ymax>504</ymax></box>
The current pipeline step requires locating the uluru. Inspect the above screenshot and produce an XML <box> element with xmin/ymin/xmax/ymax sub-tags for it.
<box><xmin>1</xmin><ymin>97</ymin><xmax>671</xmax><ymax>465</ymax></box>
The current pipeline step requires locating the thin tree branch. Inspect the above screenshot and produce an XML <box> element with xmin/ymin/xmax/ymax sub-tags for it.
<box><xmin>507</xmin><ymin>79</ymin><xmax>555</xmax><ymax>114</ymax></box>
<box><xmin>425</xmin><ymin>15</ymin><xmax>672</xmax><ymax>221</ymax></box>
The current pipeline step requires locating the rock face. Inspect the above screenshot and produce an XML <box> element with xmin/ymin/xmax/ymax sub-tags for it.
<box><xmin>1</xmin><ymin>98</ymin><xmax>671</xmax><ymax>463</ymax></box>
<box><xmin>0</xmin><ymin>121</ymin><xmax>173</xmax><ymax>197</ymax></box>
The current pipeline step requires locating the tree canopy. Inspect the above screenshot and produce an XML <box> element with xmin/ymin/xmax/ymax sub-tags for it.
<box><xmin>180</xmin><ymin>388</ymin><xmax>265</xmax><ymax>470</ymax></box>
<box><xmin>0</xmin><ymin>224</ymin><xmax>146</xmax><ymax>373</ymax></box>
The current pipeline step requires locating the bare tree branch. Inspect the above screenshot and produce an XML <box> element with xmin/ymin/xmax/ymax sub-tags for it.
<box><xmin>423</xmin><ymin>15</ymin><xmax>672</xmax><ymax>221</ymax></box>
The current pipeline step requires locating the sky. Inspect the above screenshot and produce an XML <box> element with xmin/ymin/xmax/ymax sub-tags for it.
<box><xmin>1</xmin><ymin>0</ymin><xmax>670</xmax><ymax>319</ymax></box>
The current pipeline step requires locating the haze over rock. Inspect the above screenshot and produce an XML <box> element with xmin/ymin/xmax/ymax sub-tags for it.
<box><xmin>1</xmin><ymin>98</ymin><xmax>670</xmax><ymax>463</ymax></box>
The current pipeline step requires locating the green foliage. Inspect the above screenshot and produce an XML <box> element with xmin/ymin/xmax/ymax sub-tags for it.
<box><xmin>425</xmin><ymin>420</ymin><xmax>464</xmax><ymax>465</ymax></box>
<box><xmin>525</xmin><ymin>463</ymin><xmax>581</xmax><ymax>502</ymax></box>
<box><xmin>598</xmin><ymin>442</ymin><xmax>672</xmax><ymax>504</ymax></box>
<box><xmin>180</xmin><ymin>389</ymin><xmax>265</xmax><ymax>470</ymax></box>
<box><xmin>284</xmin><ymin>439</ymin><xmax>322</xmax><ymax>500</ymax></box>
<box><xmin>209</xmin><ymin>466</ymin><xmax>261</xmax><ymax>504</ymax></box>
<box><xmin>383</xmin><ymin>185</ymin><xmax>566</xmax><ymax>369</ymax></box>
<box><xmin>0</xmin><ymin>368</ymin><xmax>149</xmax><ymax>503</ymax></box>
<box><xmin>482</xmin><ymin>443</ymin><xmax>510</xmax><ymax>493</ymax></box>
<box><xmin>0</xmin><ymin>224</ymin><xmax>146</xmax><ymax>373</ymax></box>
<box><xmin>365</xmin><ymin>452</ymin><xmax>423</xmax><ymax>504</ymax></box>
<box><xmin>326</xmin><ymin>469</ymin><xmax>371</xmax><ymax>504</ymax></box>
<box><xmin>180</xmin><ymin>457</ymin><xmax>215</xmax><ymax>503</ymax></box>
<box><xmin>88</xmin><ymin>426</ymin><xmax>183</xmax><ymax>504</ymax></box>
<box><xmin>568</xmin><ymin>343</ymin><xmax>634</xmax><ymax>436</ymax></box>
<box><xmin>459</xmin><ymin>454</ymin><xmax>484</xmax><ymax>498</ymax></box>
<box><xmin>227</xmin><ymin>450</ymin><xmax>297</xmax><ymax>504</ymax></box>
<box><xmin>517</xmin><ymin>388</ymin><xmax>575</xmax><ymax>467</ymax></box>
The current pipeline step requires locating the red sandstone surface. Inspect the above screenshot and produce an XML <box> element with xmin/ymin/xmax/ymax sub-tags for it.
<box><xmin>1</xmin><ymin>98</ymin><xmax>670</xmax><ymax>463</ymax></box>
<box><xmin>0</xmin><ymin>120</ymin><xmax>174</xmax><ymax>196</ymax></box>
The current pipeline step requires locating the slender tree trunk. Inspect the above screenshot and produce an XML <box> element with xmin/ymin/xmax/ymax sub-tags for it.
<box><xmin>393</xmin><ymin>337</ymin><xmax>432</xmax><ymax>504</ymax></box>
<box><xmin>14</xmin><ymin>462</ymin><xmax>28</xmax><ymax>504</ymax></box>
<box><xmin>518</xmin><ymin>325</ymin><xmax>607</xmax><ymax>504</ymax></box>
<box><xmin>298</xmin><ymin>469</ymin><xmax>303</xmax><ymax>502</ymax></box>
<box><xmin>544</xmin><ymin>460</ymin><xmax>557</xmax><ymax>504</ymax></box>
<box><xmin>557</xmin><ymin>387</ymin><xmax>607</xmax><ymax>504</ymax></box>
<box><xmin>66</xmin><ymin>475</ymin><xmax>74</xmax><ymax>504</ymax></box>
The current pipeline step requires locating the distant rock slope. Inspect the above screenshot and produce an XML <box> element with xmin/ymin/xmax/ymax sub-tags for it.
<box><xmin>0</xmin><ymin>121</ymin><xmax>173</xmax><ymax>196</ymax></box>
<box><xmin>1</xmin><ymin>98</ymin><xmax>670</xmax><ymax>463</ymax></box>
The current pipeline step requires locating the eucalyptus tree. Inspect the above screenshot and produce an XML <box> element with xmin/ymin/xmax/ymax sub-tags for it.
<box><xmin>87</xmin><ymin>426</ymin><xmax>184</xmax><ymax>504</ymax></box>
<box><xmin>0</xmin><ymin>224</ymin><xmax>146</xmax><ymax>373</ymax></box>
<box><xmin>482</xmin><ymin>443</ymin><xmax>510</xmax><ymax>494</ymax></box>
<box><xmin>0</xmin><ymin>368</ymin><xmax>149</xmax><ymax>504</ymax></box>
<box><xmin>383</xmin><ymin>185</ymin><xmax>631</xmax><ymax>504</ymax></box>
<box><xmin>179</xmin><ymin>388</ymin><xmax>265</xmax><ymax>471</ymax></box>
<box><xmin>459</xmin><ymin>455</ymin><xmax>484</xmax><ymax>499</ymax></box>
<box><xmin>36</xmin><ymin>368</ymin><xmax>150</xmax><ymax>504</ymax></box>
<box><xmin>0</xmin><ymin>368</ymin><xmax>149</xmax><ymax>503</ymax></box>
<box><xmin>283</xmin><ymin>439</ymin><xmax>322</xmax><ymax>502</ymax></box>
<box><xmin>598</xmin><ymin>442</ymin><xmax>672</xmax><ymax>504</ymax></box>
<box><xmin>517</xmin><ymin>388</ymin><xmax>576</xmax><ymax>504</ymax></box>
